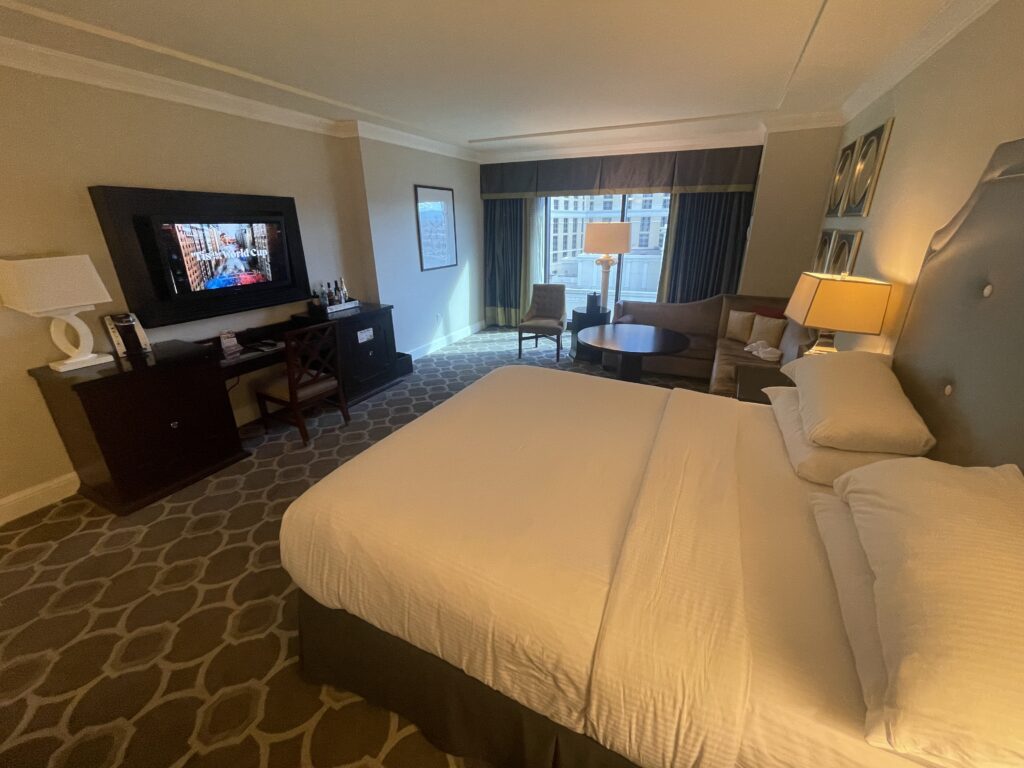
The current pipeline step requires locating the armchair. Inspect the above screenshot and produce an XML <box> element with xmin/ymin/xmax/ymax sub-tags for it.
<box><xmin>518</xmin><ymin>283</ymin><xmax>567</xmax><ymax>361</ymax></box>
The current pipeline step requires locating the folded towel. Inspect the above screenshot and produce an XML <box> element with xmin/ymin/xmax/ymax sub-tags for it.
<box><xmin>744</xmin><ymin>340</ymin><xmax>783</xmax><ymax>362</ymax></box>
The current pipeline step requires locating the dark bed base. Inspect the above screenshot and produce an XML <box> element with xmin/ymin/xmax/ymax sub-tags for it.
<box><xmin>298</xmin><ymin>591</ymin><xmax>638</xmax><ymax>768</ymax></box>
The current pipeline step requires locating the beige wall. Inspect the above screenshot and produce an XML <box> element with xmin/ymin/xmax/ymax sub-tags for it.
<box><xmin>826</xmin><ymin>0</ymin><xmax>1024</xmax><ymax>352</ymax></box>
<box><xmin>0</xmin><ymin>67</ymin><xmax>376</xmax><ymax>500</ymax></box>
<box><xmin>359</xmin><ymin>138</ymin><xmax>485</xmax><ymax>357</ymax></box>
<box><xmin>740</xmin><ymin>126</ymin><xmax>841</xmax><ymax>297</ymax></box>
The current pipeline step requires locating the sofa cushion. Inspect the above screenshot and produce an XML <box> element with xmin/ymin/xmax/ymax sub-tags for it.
<box><xmin>749</xmin><ymin>315</ymin><xmax>787</xmax><ymax>348</ymax></box>
<box><xmin>725</xmin><ymin>310</ymin><xmax>755</xmax><ymax>342</ymax></box>
<box><xmin>710</xmin><ymin>338</ymin><xmax>779</xmax><ymax>396</ymax></box>
<box><xmin>683</xmin><ymin>332</ymin><xmax>716</xmax><ymax>361</ymax></box>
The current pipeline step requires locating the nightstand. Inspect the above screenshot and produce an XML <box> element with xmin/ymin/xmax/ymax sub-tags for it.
<box><xmin>735</xmin><ymin>363</ymin><xmax>794</xmax><ymax>404</ymax></box>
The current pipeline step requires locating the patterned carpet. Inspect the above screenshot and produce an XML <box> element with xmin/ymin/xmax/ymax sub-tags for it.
<box><xmin>0</xmin><ymin>329</ymin><xmax>704</xmax><ymax>768</ymax></box>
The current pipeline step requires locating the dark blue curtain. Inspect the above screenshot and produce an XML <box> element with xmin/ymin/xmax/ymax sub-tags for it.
<box><xmin>483</xmin><ymin>199</ymin><xmax>525</xmax><ymax>327</ymax></box>
<box><xmin>661</xmin><ymin>191</ymin><xmax>754</xmax><ymax>303</ymax></box>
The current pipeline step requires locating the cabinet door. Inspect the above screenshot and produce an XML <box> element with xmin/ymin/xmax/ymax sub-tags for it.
<box><xmin>77</xmin><ymin>362</ymin><xmax>239</xmax><ymax>497</ymax></box>
<box><xmin>339</xmin><ymin>317</ymin><xmax>394</xmax><ymax>385</ymax></box>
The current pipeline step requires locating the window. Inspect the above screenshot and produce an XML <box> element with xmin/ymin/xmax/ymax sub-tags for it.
<box><xmin>545</xmin><ymin>193</ymin><xmax>669</xmax><ymax>307</ymax></box>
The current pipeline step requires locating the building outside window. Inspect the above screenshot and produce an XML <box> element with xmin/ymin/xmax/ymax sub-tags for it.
<box><xmin>544</xmin><ymin>192</ymin><xmax>671</xmax><ymax>307</ymax></box>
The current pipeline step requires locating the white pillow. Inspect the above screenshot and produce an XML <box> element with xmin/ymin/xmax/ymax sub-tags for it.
<box><xmin>780</xmin><ymin>351</ymin><xmax>936</xmax><ymax>455</ymax></box>
<box><xmin>810</xmin><ymin>493</ymin><xmax>888</xmax><ymax>735</ymax></box>
<box><xmin>766</xmin><ymin>387</ymin><xmax>900</xmax><ymax>485</ymax></box>
<box><xmin>835</xmin><ymin>458</ymin><xmax>1024</xmax><ymax>768</ymax></box>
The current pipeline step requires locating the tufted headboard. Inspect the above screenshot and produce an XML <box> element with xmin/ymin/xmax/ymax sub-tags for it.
<box><xmin>893</xmin><ymin>138</ymin><xmax>1024</xmax><ymax>469</ymax></box>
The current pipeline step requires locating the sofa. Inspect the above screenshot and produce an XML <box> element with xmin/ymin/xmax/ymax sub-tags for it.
<box><xmin>612</xmin><ymin>294</ymin><xmax>815</xmax><ymax>396</ymax></box>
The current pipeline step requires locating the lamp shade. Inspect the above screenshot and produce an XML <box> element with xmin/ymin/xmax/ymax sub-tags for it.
<box><xmin>785</xmin><ymin>272</ymin><xmax>891</xmax><ymax>334</ymax></box>
<box><xmin>0</xmin><ymin>255</ymin><xmax>112</xmax><ymax>316</ymax></box>
<box><xmin>583</xmin><ymin>222</ymin><xmax>631</xmax><ymax>254</ymax></box>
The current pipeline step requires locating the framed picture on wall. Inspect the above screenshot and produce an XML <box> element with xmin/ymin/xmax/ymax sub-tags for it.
<box><xmin>842</xmin><ymin>118</ymin><xmax>894</xmax><ymax>217</ymax></box>
<box><xmin>826</xmin><ymin>138</ymin><xmax>860</xmax><ymax>217</ymax></box>
<box><xmin>827</xmin><ymin>230</ymin><xmax>863</xmax><ymax>275</ymax></box>
<box><xmin>414</xmin><ymin>184</ymin><xmax>458</xmax><ymax>271</ymax></box>
<box><xmin>813</xmin><ymin>229</ymin><xmax>837</xmax><ymax>272</ymax></box>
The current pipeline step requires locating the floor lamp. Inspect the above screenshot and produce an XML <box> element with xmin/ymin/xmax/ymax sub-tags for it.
<box><xmin>583</xmin><ymin>222</ymin><xmax>631</xmax><ymax>310</ymax></box>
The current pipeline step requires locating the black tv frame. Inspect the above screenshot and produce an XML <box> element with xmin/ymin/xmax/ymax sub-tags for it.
<box><xmin>89</xmin><ymin>186</ymin><xmax>311</xmax><ymax>328</ymax></box>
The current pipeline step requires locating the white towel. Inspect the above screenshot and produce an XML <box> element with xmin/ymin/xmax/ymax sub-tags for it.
<box><xmin>744</xmin><ymin>340</ymin><xmax>783</xmax><ymax>362</ymax></box>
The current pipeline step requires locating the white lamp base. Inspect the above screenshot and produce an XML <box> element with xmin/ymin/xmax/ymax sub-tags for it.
<box><xmin>49</xmin><ymin>353</ymin><xmax>114</xmax><ymax>372</ymax></box>
<box><xmin>595</xmin><ymin>254</ymin><xmax>618</xmax><ymax>309</ymax></box>
<box><xmin>45</xmin><ymin>309</ymin><xmax>114</xmax><ymax>372</ymax></box>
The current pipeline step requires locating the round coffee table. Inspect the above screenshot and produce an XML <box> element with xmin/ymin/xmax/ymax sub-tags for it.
<box><xmin>577</xmin><ymin>323</ymin><xmax>690</xmax><ymax>382</ymax></box>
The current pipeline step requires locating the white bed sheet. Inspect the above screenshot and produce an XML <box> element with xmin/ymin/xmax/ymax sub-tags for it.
<box><xmin>283</xmin><ymin>365</ymin><xmax>923</xmax><ymax>768</ymax></box>
<box><xmin>733</xmin><ymin>402</ymin><xmax>917</xmax><ymax>768</ymax></box>
<box><xmin>280</xmin><ymin>365</ymin><xmax>670</xmax><ymax>732</ymax></box>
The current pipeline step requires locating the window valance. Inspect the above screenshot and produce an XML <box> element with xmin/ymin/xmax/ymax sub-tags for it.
<box><xmin>480</xmin><ymin>145</ymin><xmax>762</xmax><ymax>199</ymax></box>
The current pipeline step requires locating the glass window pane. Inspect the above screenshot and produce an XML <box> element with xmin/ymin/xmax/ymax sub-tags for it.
<box><xmin>545</xmin><ymin>195</ymin><xmax>620</xmax><ymax>311</ymax></box>
<box><xmin>620</xmin><ymin>193</ymin><xmax>671</xmax><ymax>303</ymax></box>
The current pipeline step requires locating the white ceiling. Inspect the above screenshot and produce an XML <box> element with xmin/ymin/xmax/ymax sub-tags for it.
<box><xmin>0</xmin><ymin>0</ymin><xmax>1001</xmax><ymax>161</ymax></box>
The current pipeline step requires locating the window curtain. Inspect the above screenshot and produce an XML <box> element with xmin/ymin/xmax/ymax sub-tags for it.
<box><xmin>519</xmin><ymin>197</ymin><xmax>546</xmax><ymax>319</ymax></box>
<box><xmin>484</xmin><ymin>199</ymin><xmax>525</xmax><ymax>327</ymax></box>
<box><xmin>657</xmin><ymin>191</ymin><xmax>754</xmax><ymax>303</ymax></box>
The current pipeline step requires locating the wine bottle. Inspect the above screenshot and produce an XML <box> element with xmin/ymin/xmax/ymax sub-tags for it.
<box><xmin>340</xmin><ymin>277</ymin><xmax>349</xmax><ymax>302</ymax></box>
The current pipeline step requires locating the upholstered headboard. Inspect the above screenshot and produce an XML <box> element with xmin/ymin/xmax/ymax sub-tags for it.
<box><xmin>893</xmin><ymin>138</ymin><xmax>1024</xmax><ymax>469</ymax></box>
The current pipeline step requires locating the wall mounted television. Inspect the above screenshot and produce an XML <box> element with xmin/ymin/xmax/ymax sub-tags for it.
<box><xmin>89</xmin><ymin>186</ymin><xmax>311</xmax><ymax>328</ymax></box>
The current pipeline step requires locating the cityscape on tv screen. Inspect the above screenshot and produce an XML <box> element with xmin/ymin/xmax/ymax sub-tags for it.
<box><xmin>162</xmin><ymin>222</ymin><xmax>281</xmax><ymax>293</ymax></box>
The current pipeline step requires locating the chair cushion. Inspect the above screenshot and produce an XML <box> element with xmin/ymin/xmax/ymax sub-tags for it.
<box><xmin>259</xmin><ymin>374</ymin><xmax>339</xmax><ymax>402</ymax></box>
<box><xmin>520</xmin><ymin>317</ymin><xmax>566</xmax><ymax>334</ymax></box>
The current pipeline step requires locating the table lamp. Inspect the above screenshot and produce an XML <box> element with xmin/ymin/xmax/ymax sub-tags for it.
<box><xmin>583</xmin><ymin>222</ymin><xmax>631</xmax><ymax>309</ymax></box>
<box><xmin>0</xmin><ymin>254</ymin><xmax>115</xmax><ymax>371</ymax></box>
<box><xmin>785</xmin><ymin>272</ymin><xmax>891</xmax><ymax>354</ymax></box>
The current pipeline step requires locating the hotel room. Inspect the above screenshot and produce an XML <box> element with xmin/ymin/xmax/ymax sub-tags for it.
<box><xmin>0</xmin><ymin>2</ymin><xmax>1021</xmax><ymax>767</ymax></box>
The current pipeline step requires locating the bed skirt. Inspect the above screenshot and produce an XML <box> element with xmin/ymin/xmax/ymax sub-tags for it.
<box><xmin>297</xmin><ymin>591</ymin><xmax>639</xmax><ymax>768</ymax></box>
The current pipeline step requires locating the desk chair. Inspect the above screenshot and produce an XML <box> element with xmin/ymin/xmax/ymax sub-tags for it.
<box><xmin>255</xmin><ymin>322</ymin><xmax>350</xmax><ymax>445</ymax></box>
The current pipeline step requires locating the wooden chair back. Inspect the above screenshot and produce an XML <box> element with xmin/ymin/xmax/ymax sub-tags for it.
<box><xmin>283</xmin><ymin>322</ymin><xmax>340</xmax><ymax>401</ymax></box>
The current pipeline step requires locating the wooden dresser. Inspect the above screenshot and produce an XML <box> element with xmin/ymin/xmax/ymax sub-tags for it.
<box><xmin>30</xmin><ymin>341</ymin><xmax>248</xmax><ymax>515</ymax></box>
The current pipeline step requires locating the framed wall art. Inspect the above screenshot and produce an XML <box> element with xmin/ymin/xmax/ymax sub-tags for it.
<box><xmin>414</xmin><ymin>185</ymin><xmax>458</xmax><ymax>271</ymax></box>
<box><xmin>827</xmin><ymin>230</ymin><xmax>863</xmax><ymax>275</ymax></box>
<box><xmin>813</xmin><ymin>229</ymin><xmax>837</xmax><ymax>272</ymax></box>
<box><xmin>842</xmin><ymin>118</ymin><xmax>894</xmax><ymax>217</ymax></box>
<box><xmin>826</xmin><ymin>138</ymin><xmax>860</xmax><ymax>217</ymax></box>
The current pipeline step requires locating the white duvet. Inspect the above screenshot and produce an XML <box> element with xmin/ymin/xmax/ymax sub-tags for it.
<box><xmin>282</xmin><ymin>365</ymin><xmax>921</xmax><ymax>768</ymax></box>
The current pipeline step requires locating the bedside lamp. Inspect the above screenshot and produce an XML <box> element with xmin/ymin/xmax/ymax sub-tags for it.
<box><xmin>583</xmin><ymin>222</ymin><xmax>631</xmax><ymax>310</ymax></box>
<box><xmin>0</xmin><ymin>255</ymin><xmax>115</xmax><ymax>371</ymax></box>
<box><xmin>785</xmin><ymin>272</ymin><xmax>891</xmax><ymax>354</ymax></box>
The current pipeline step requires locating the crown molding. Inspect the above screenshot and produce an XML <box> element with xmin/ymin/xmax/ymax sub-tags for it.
<box><xmin>355</xmin><ymin>122</ymin><xmax>480</xmax><ymax>163</ymax></box>
<box><xmin>759</xmin><ymin>110</ymin><xmax>845</xmax><ymax>133</ymax></box>
<box><xmin>841</xmin><ymin>0</ymin><xmax>1000</xmax><ymax>120</ymax></box>
<box><xmin>0</xmin><ymin>36</ymin><xmax>357</xmax><ymax>138</ymax></box>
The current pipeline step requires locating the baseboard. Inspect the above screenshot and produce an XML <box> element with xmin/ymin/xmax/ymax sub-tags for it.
<box><xmin>408</xmin><ymin>320</ymin><xmax>486</xmax><ymax>360</ymax></box>
<box><xmin>0</xmin><ymin>472</ymin><xmax>80</xmax><ymax>527</ymax></box>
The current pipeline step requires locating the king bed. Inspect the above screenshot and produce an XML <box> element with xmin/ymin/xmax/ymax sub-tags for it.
<box><xmin>280</xmin><ymin>139</ymin><xmax>1024</xmax><ymax>768</ymax></box>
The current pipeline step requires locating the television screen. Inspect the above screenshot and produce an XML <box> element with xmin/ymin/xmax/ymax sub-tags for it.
<box><xmin>91</xmin><ymin>187</ymin><xmax>312</xmax><ymax>327</ymax></box>
<box><xmin>155</xmin><ymin>220</ymin><xmax>290</xmax><ymax>295</ymax></box>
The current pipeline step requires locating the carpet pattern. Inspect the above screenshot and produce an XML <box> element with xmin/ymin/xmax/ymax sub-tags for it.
<box><xmin>0</xmin><ymin>329</ymin><xmax>704</xmax><ymax>768</ymax></box>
